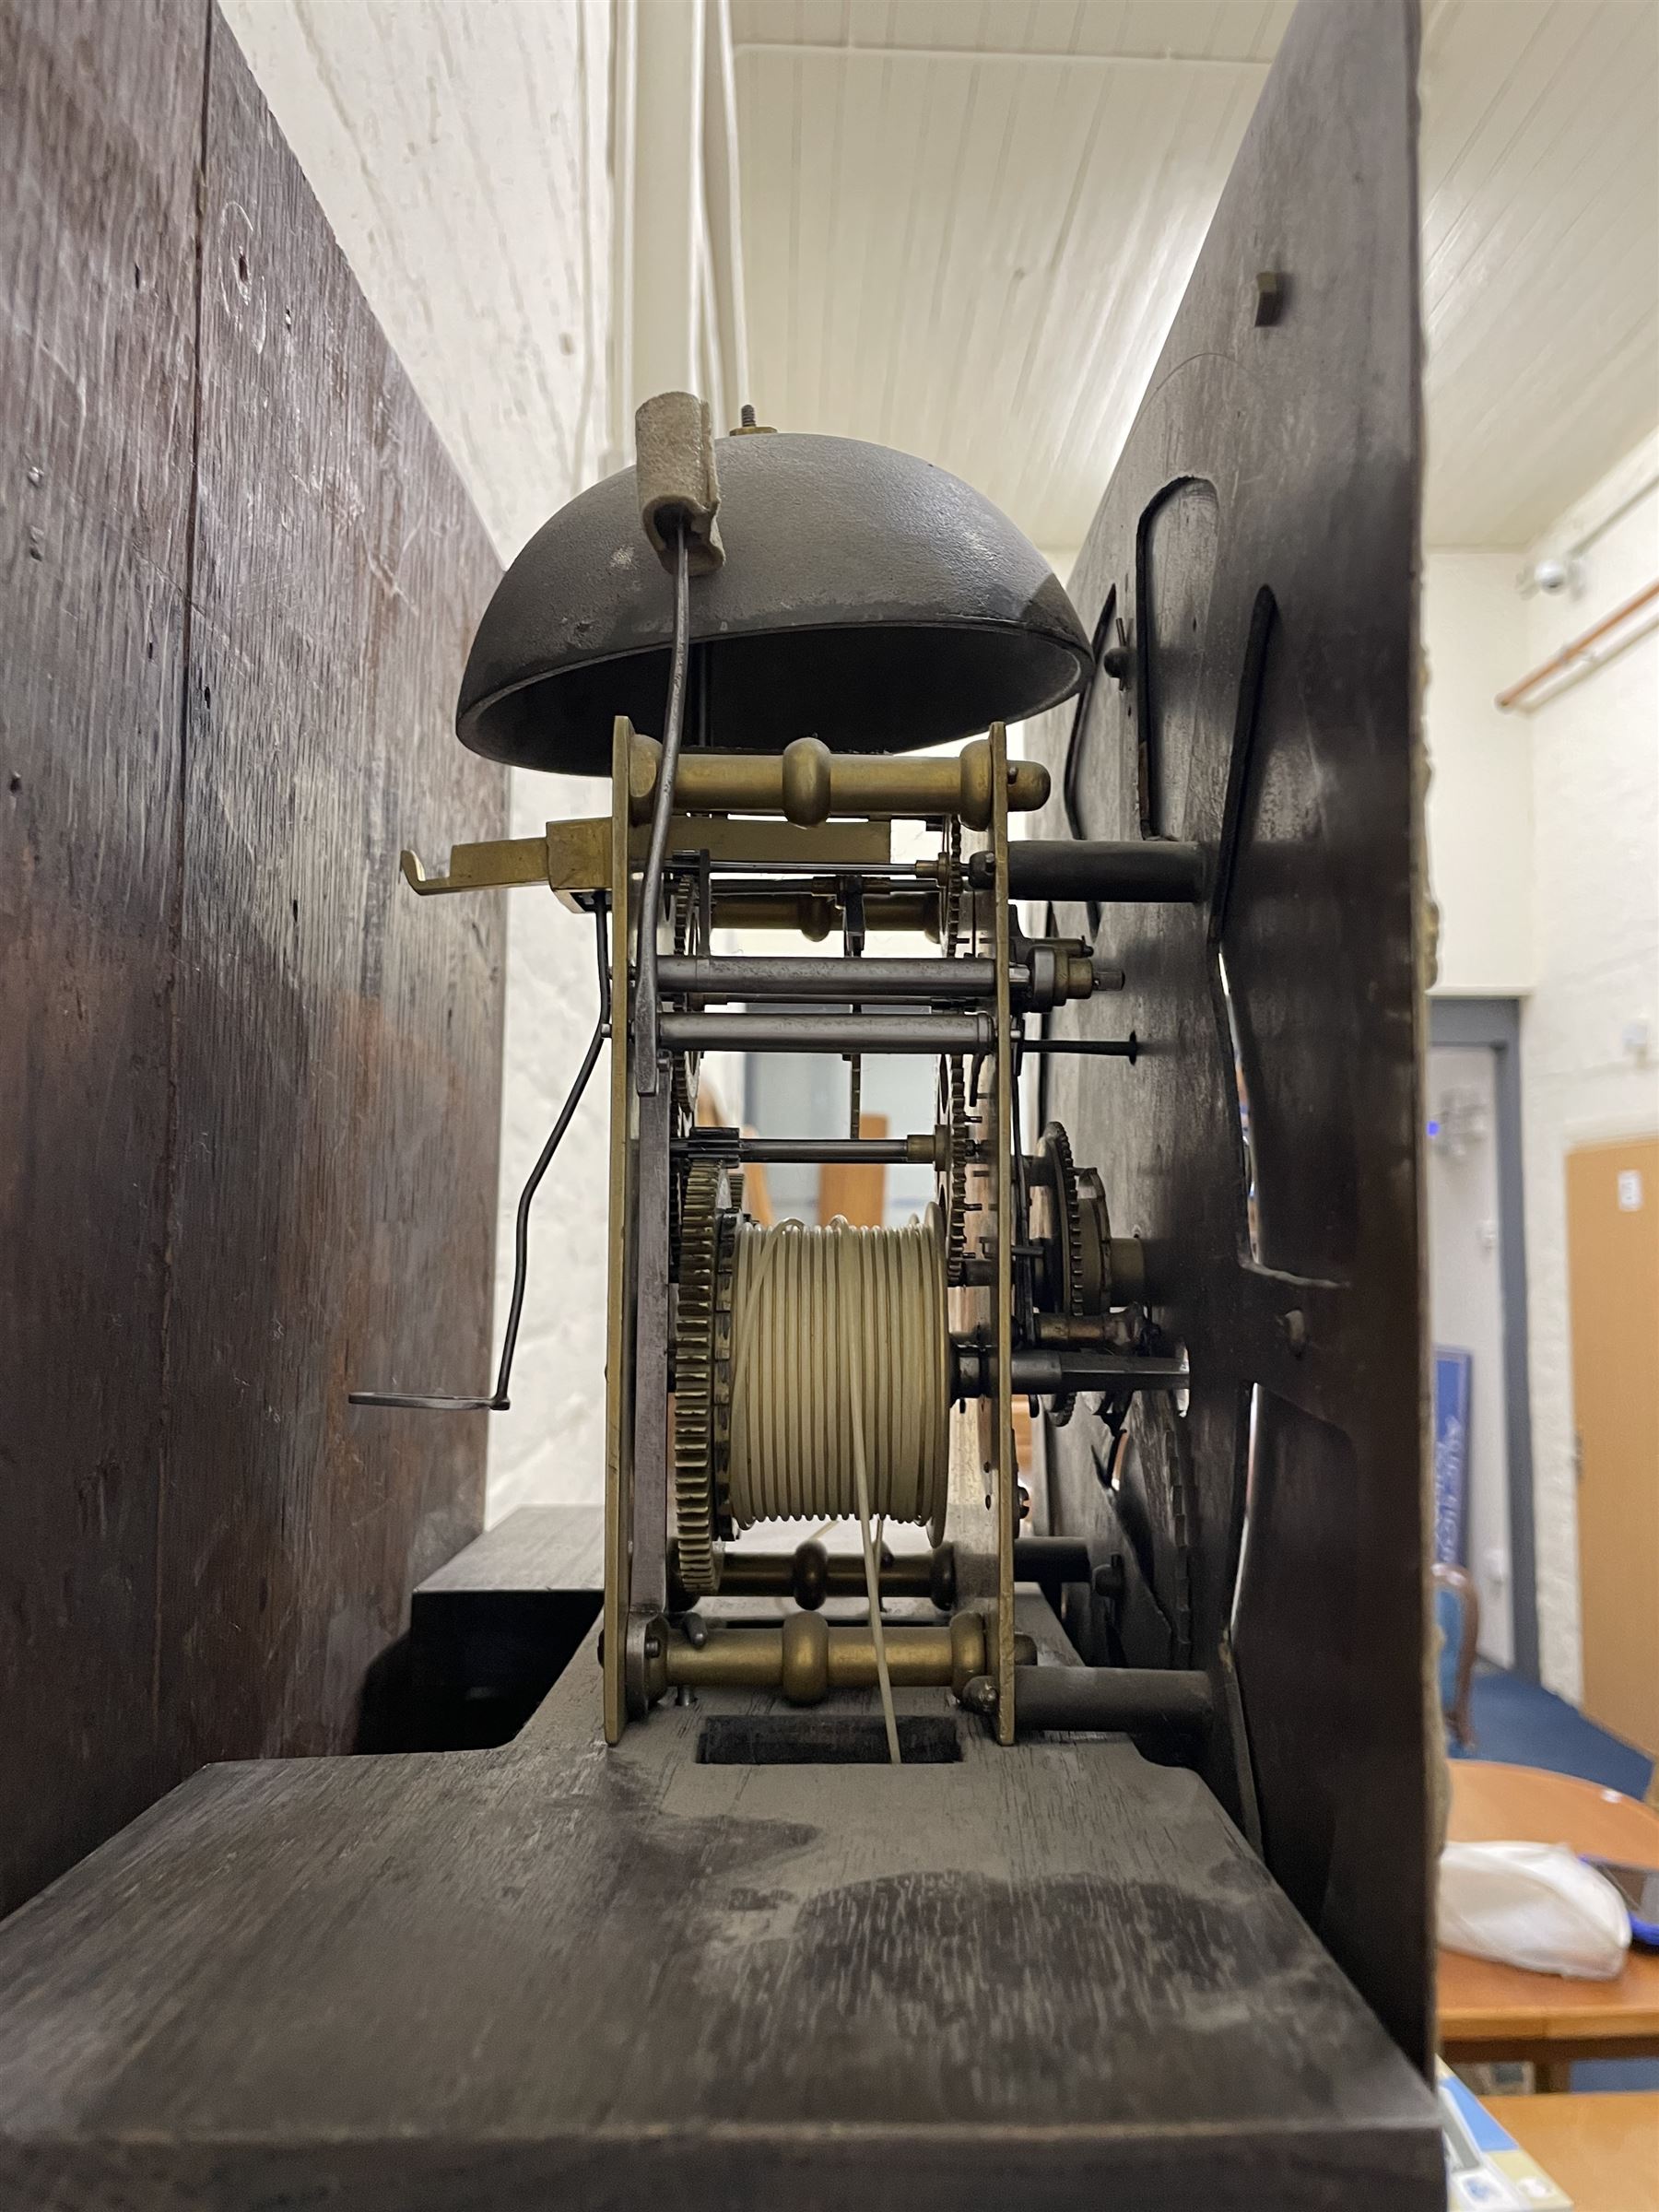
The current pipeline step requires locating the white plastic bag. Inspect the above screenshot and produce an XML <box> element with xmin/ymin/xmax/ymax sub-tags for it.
<box><xmin>1439</xmin><ymin>1840</ymin><xmax>1631</xmax><ymax>1980</ymax></box>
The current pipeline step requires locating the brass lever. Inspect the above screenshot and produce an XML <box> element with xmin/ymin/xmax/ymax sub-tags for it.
<box><xmin>398</xmin><ymin>836</ymin><xmax>555</xmax><ymax>896</ymax></box>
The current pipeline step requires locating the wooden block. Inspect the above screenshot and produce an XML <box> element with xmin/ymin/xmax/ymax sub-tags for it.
<box><xmin>0</xmin><ymin>1639</ymin><xmax>1442</xmax><ymax>2207</ymax></box>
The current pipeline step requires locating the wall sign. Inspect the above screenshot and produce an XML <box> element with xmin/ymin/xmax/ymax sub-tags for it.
<box><xmin>1433</xmin><ymin>1349</ymin><xmax>1473</xmax><ymax>1568</ymax></box>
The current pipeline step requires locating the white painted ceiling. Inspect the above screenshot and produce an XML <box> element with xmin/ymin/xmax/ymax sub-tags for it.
<box><xmin>731</xmin><ymin>0</ymin><xmax>1659</xmax><ymax>555</ymax></box>
<box><xmin>229</xmin><ymin>0</ymin><xmax>1658</xmax><ymax>565</ymax></box>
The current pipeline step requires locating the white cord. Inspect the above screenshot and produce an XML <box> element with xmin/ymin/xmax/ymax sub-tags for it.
<box><xmin>848</xmin><ymin>1362</ymin><xmax>900</xmax><ymax>1763</ymax></box>
<box><xmin>726</xmin><ymin>1209</ymin><xmax>948</xmax><ymax>1528</ymax></box>
<box><xmin>726</xmin><ymin>1208</ymin><xmax>950</xmax><ymax>1766</ymax></box>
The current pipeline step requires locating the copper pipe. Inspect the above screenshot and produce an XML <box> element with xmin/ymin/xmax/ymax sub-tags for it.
<box><xmin>1497</xmin><ymin>578</ymin><xmax>1659</xmax><ymax>711</ymax></box>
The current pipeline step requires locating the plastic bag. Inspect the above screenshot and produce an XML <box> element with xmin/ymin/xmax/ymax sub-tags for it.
<box><xmin>1439</xmin><ymin>1840</ymin><xmax>1631</xmax><ymax>1980</ymax></box>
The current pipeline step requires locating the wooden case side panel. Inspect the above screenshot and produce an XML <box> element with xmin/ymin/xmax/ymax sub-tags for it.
<box><xmin>158</xmin><ymin>15</ymin><xmax>506</xmax><ymax>1767</ymax></box>
<box><xmin>0</xmin><ymin>0</ymin><xmax>206</xmax><ymax>1913</ymax></box>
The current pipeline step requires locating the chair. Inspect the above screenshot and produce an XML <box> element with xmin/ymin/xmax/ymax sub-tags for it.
<box><xmin>1434</xmin><ymin>1562</ymin><xmax>1479</xmax><ymax>1753</ymax></box>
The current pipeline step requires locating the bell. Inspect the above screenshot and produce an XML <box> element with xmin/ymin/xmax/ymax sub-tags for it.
<box><xmin>456</xmin><ymin>428</ymin><xmax>1090</xmax><ymax>774</ymax></box>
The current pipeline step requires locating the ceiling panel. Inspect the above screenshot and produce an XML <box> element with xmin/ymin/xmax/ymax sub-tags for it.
<box><xmin>729</xmin><ymin>0</ymin><xmax>1292</xmax><ymax>61</ymax></box>
<box><xmin>1419</xmin><ymin>0</ymin><xmax>1659</xmax><ymax>544</ymax></box>
<box><xmin>735</xmin><ymin>37</ymin><xmax>1265</xmax><ymax>550</ymax></box>
<box><xmin>735</xmin><ymin>0</ymin><xmax>1659</xmax><ymax>553</ymax></box>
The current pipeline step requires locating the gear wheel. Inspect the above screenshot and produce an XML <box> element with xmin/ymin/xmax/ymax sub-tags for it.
<box><xmin>666</xmin><ymin>877</ymin><xmax>702</xmax><ymax>1256</ymax></box>
<box><xmin>939</xmin><ymin>815</ymin><xmax>964</xmax><ymax>955</ymax></box>
<box><xmin>1033</xmin><ymin>1122</ymin><xmax>1087</xmax><ymax>1426</ymax></box>
<box><xmin>673</xmin><ymin>1158</ymin><xmax>736</xmax><ymax>1594</ymax></box>
<box><xmin>936</xmin><ymin>1055</ymin><xmax>970</xmax><ymax>1287</ymax></box>
<box><xmin>1035</xmin><ymin>1123</ymin><xmax>1085</xmax><ymax>1315</ymax></box>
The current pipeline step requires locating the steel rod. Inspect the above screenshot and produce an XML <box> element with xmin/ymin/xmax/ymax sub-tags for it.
<box><xmin>657</xmin><ymin>954</ymin><xmax>1004</xmax><ymax>1002</ymax></box>
<box><xmin>349</xmin><ymin>902</ymin><xmax>611</xmax><ymax>1414</ymax></box>
<box><xmin>708</xmin><ymin>888</ymin><xmax>938</xmax><ymax>936</ymax></box>
<box><xmin>661</xmin><ymin>1012</ymin><xmax>991</xmax><ymax>1054</ymax></box>
<box><xmin>673</xmin><ymin>1135</ymin><xmax>935</xmax><ymax>1165</ymax></box>
<box><xmin>1018</xmin><ymin>1035</ymin><xmax>1139</xmax><ymax>1063</ymax></box>
<box><xmin>979</xmin><ymin>839</ymin><xmax>1206</xmax><ymax>904</ymax></box>
<box><xmin>668</xmin><ymin>858</ymin><xmax>928</xmax><ymax>878</ymax></box>
<box><xmin>950</xmin><ymin>1344</ymin><xmax>1189</xmax><ymax>1397</ymax></box>
<box><xmin>1004</xmin><ymin>1665</ymin><xmax>1214</xmax><ymax>1735</ymax></box>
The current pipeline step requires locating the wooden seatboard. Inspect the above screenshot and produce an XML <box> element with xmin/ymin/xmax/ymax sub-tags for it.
<box><xmin>415</xmin><ymin>1505</ymin><xmax>606</xmax><ymax>1596</ymax></box>
<box><xmin>0</xmin><ymin>1632</ymin><xmax>1439</xmax><ymax>2208</ymax></box>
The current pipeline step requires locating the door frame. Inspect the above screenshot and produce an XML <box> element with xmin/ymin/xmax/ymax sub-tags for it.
<box><xmin>1428</xmin><ymin>996</ymin><xmax>1540</xmax><ymax>1680</ymax></box>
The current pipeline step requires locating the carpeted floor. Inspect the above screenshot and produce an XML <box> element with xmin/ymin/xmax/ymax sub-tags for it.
<box><xmin>1455</xmin><ymin>1662</ymin><xmax>1658</xmax><ymax>2092</ymax></box>
<box><xmin>1455</xmin><ymin>1662</ymin><xmax>1655</xmax><ymax>1801</ymax></box>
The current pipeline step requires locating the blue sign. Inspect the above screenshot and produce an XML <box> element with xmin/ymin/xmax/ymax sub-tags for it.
<box><xmin>1433</xmin><ymin>1349</ymin><xmax>1472</xmax><ymax>1567</ymax></box>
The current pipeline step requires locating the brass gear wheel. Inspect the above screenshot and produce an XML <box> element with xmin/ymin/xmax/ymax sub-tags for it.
<box><xmin>1034</xmin><ymin>1122</ymin><xmax>1087</xmax><ymax>1426</ymax></box>
<box><xmin>940</xmin><ymin>815</ymin><xmax>964</xmax><ymax>955</ymax></box>
<box><xmin>937</xmin><ymin>1055</ymin><xmax>970</xmax><ymax>1287</ymax></box>
<box><xmin>666</xmin><ymin>877</ymin><xmax>702</xmax><ymax>1255</ymax></box>
<box><xmin>1036</xmin><ymin>1123</ymin><xmax>1086</xmax><ymax>1314</ymax></box>
<box><xmin>673</xmin><ymin>1158</ymin><xmax>737</xmax><ymax>1594</ymax></box>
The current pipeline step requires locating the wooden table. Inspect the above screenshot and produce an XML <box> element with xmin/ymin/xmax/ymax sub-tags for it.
<box><xmin>1485</xmin><ymin>2092</ymin><xmax>1659</xmax><ymax>2211</ymax></box>
<box><xmin>1441</xmin><ymin>1761</ymin><xmax>1659</xmax><ymax>2085</ymax></box>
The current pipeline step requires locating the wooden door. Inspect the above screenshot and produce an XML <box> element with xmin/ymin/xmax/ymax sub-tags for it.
<box><xmin>1569</xmin><ymin>1135</ymin><xmax>1659</xmax><ymax>1753</ymax></box>
<box><xmin>818</xmin><ymin>1114</ymin><xmax>888</xmax><ymax>1226</ymax></box>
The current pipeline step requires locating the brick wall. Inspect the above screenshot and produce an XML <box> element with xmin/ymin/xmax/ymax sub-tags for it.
<box><xmin>1518</xmin><ymin>434</ymin><xmax>1659</xmax><ymax>1700</ymax></box>
<box><xmin>221</xmin><ymin>1</ymin><xmax>614</xmax><ymax>1517</ymax></box>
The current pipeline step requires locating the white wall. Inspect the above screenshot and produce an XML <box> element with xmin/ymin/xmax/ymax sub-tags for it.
<box><xmin>1426</xmin><ymin>1046</ymin><xmax>1512</xmax><ymax>1665</ymax></box>
<box><xmin>223</xmin><ymin>1</ymin><xmax>616</xmax><ymax>1519</ymax></box>
<box><xmin>1422</xmin><ymin>551</ymin><xmax>1533</xmax><ymax>996</ymax></box>
<box><xmin>1517</xmin><ymin>434</ymin><xmax>1659</xmax><ymax>1702</ymax></box>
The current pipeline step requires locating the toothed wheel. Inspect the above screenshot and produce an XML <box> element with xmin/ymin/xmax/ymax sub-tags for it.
<box><xmin>1034</xmin><ymin>1122</ymin><xmax>1087</xmax><ymax>1426</ymax></box>
<box><xmin>937</xmin><ymin>1055</ymin><xmax>970</xmax><ymax>1288</ymax></box>
<box><xmin>940</xmin><ymin>815</ymin><xmax>964</xmax><ymax>955</ymax></box>
<box><xmin>1035</xmin><ymin>1123</ymin><xmax>1085</xmax><ymax>1314</ymax></box>
<box><xmin>673</xmin><ymin>1159</ymin><xmax>738</xmax><ymax>1594</ymax></box>
<box><xmin>666</xmin><ymin>877</ymin><xmax>703</xmax><ymax>1257</ymax></box>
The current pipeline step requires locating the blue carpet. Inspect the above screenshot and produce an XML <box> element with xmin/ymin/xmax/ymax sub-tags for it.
<box><xmin>1454</xmin><ymin>1662</ymin><xmax>1655</xmax><ymax>1801</ymax></box>
<box><xmin>1454</xmin><ymin>1663</ymin><xmax>1658</xmax><ymax>2092</ymax></box>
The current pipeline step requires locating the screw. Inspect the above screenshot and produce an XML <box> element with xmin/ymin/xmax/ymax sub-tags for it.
<box><xmin>1093</xmin><ymin>1554</ymin><xmax>1125</xmax><ymax>1600</ymax></box>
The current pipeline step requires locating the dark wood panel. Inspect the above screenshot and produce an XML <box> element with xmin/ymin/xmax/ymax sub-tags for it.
<box><xmin>0</xmin><ymin>1641</ymin><xmax>1441</xmax><ymax>2208</ymax></box>
<box><xmin>2</xmin><ymin>0</ymin><xmax>506</xmax><ymax>1912</ymax></box>
<box><xmin>1030</xmin><ymin>0</ymin><xmax>1430</xmax><ymax>2065</ymax></box>
<box><xmin>157</xmin><ymin>16</ymin><xmax>506</xmax><ymax>1769</ymax></box>
<box><xmin>0</xmin><ymin>0</ymin><xmax>205</xmax><ymax>1913</ymax></box>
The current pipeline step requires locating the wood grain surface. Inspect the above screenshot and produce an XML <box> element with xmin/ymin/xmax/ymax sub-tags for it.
<box><xmin>1441</xmin><ymin>1762</ymin><xmax>1659</xmax><ymax>2060</ymax></box>
<box><xmin>1483</xmin><ymin>2092</ymin><xmax>1659</xmax><ymax>2212</ymax></box>
<box><xmin>0</xmin><ymin>0</ymin><xmax>505</xmax><ymax>1911</ymax></box>
<box><xmin>163</xmin><ymin>15</ymin><xmax>504</xmax><ymax>1770</ymax></box>
<box><xmin>0</xmin><ymin>0</ymin><xmax>206</xmax><ymax>1916</ymax></box>
<box><xmin>1026</xmin><ymin>0</ymin><xmax>1431</xmax><ymax>2065</ymax></box>
<box><xmin>0</xmin><ymin>1634</ymin><xmax>1442</xmax><ymax>2209</ymax></box>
